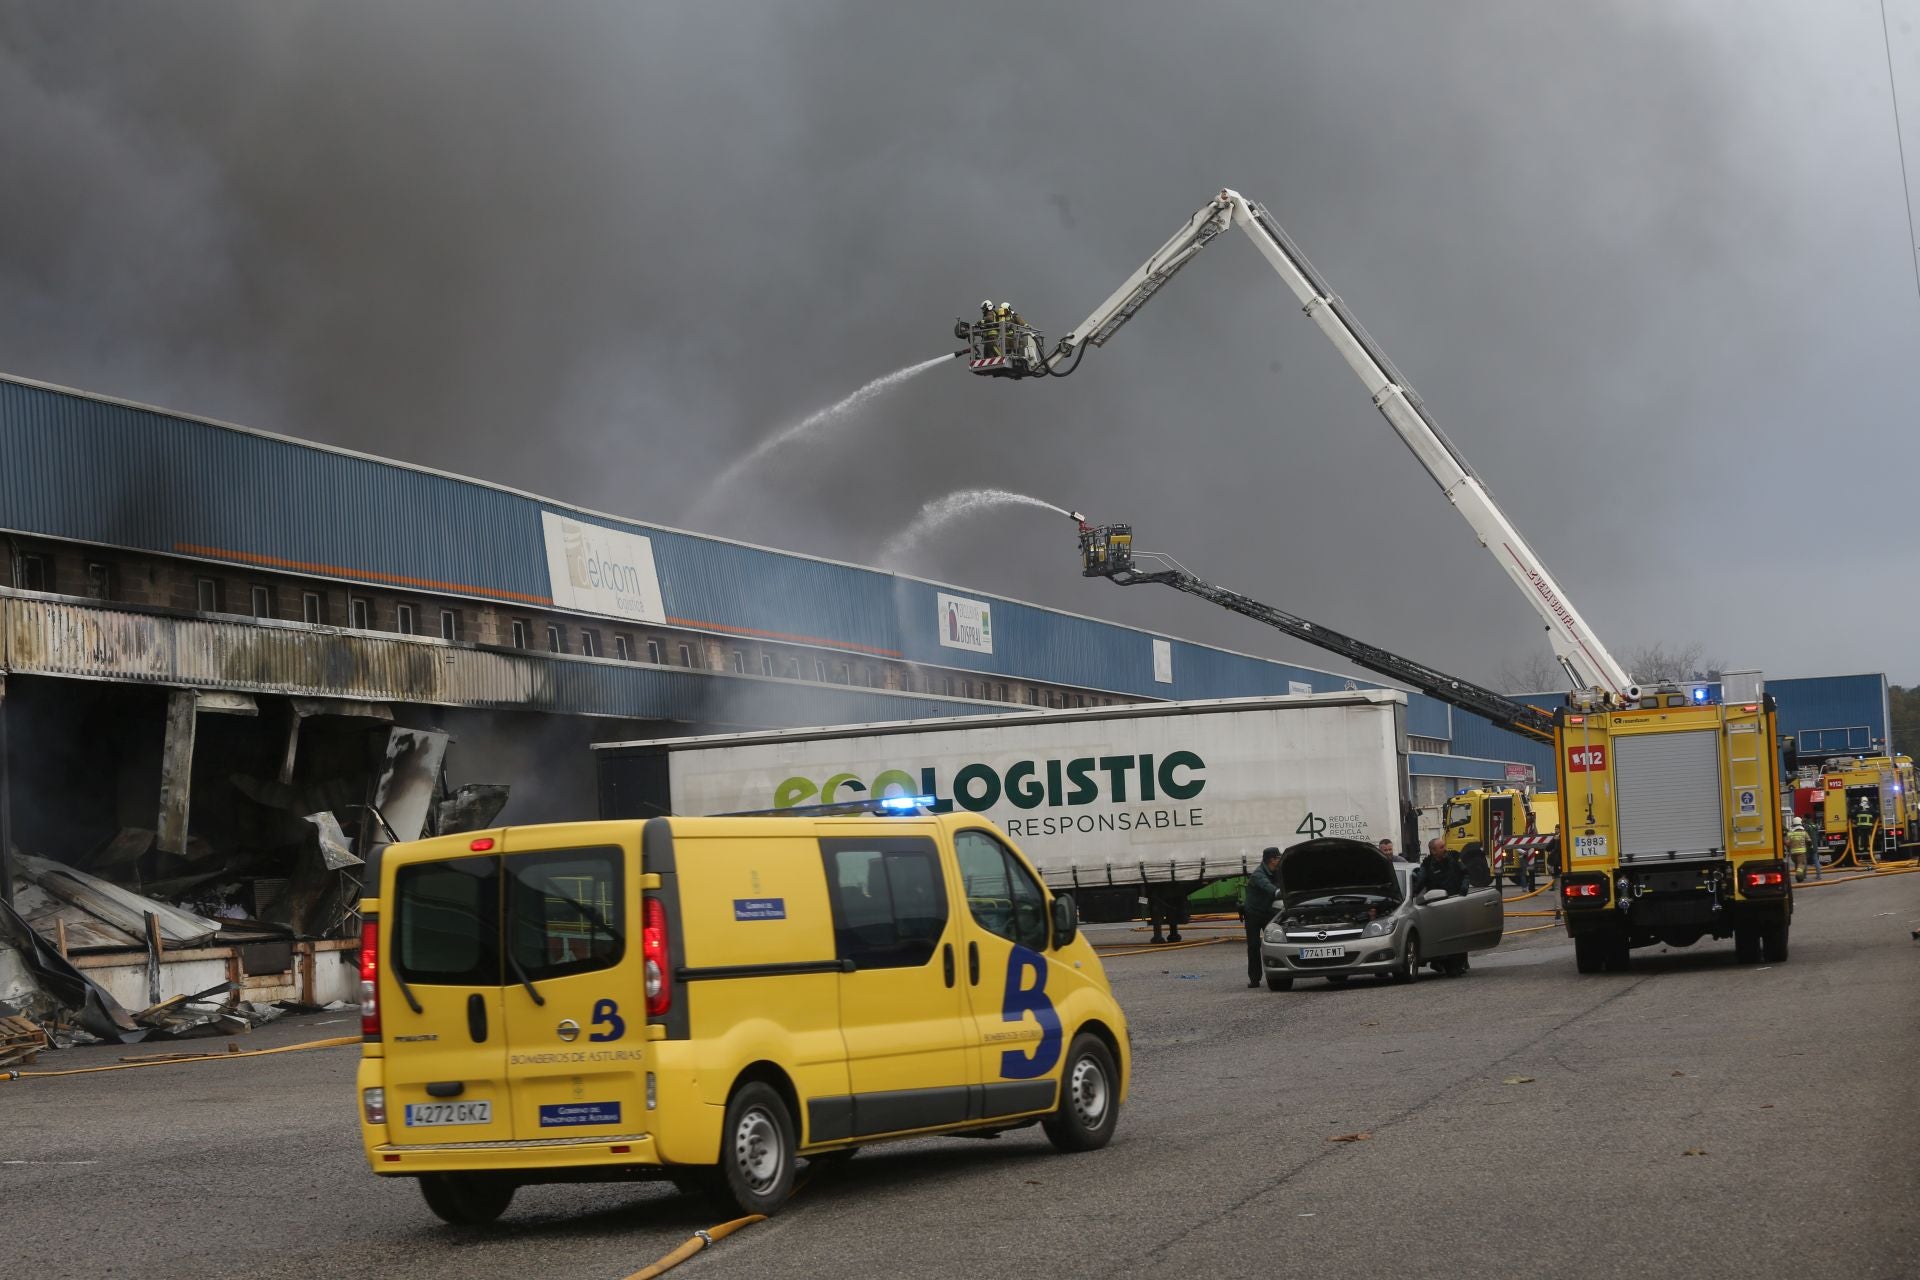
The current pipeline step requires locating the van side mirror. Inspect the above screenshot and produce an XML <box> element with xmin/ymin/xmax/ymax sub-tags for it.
<box><xmin>1051</xmin><ymin>894</ymin><xmax>1078</xmax><ymax>948</ymax></box>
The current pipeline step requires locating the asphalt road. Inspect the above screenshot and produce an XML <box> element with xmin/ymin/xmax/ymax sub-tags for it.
<box><xmin>8</xmin><ymin>873</ymin><xmax>1919</xmax><ymax>1280</ymax></box>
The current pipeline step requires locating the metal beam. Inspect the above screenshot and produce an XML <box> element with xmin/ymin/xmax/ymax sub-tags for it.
<box><xmin>0</xmin><ymin>673</ymin><xmax>12</xmax><ymax>906</ymax></box>
<box><xmin>157</xmin><ymin>689</ymin><xmax>197</xmax><ymax>855</ymax></box>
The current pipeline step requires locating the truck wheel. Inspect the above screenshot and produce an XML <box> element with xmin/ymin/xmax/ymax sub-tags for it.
<box><xmin>1574</xmin><ymin>935</ymin><xmax>1604</xmax><ymax>974</ymax></box>
<box><xmin>1602</xmin><ymin>934</ymin><xmax>1631</xmax><ymax>972</ymax></box>
<box><xmin>1043</xmin><ymin>1033</ymin><xmax>1120</xmax><ymax>1153</ymax></box>
<box><xmin>418</xmin><ymin>1174</ymin><xmax>515</xmax><ymax>1226</ymax></box>
<box><xmin>717</xmin><ymin>1081</ymin><xmax>797</xmax><ymax>1216</ymax></box>
<box><xmin>1266</xmin><ymin>974</ymin><xmax>1294</xmax><ymax>991</ymax></box>
<box><xmin>1392</xmin><ymin>934</ymin><xmax>1421</xmax><ymax>984</ymax></box>
<box><xmin>1733</xmin><ymin>927</ymin><xmax>1761</xmax><ymax>965</ymax></box>
<box><xmin>1760</xmin><ymin>921</ymin><xmax>1790</xmax><ymax>963</ymax></box>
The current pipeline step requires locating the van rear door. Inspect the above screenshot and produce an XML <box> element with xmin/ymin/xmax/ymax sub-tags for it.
<box><xmin>498</xmin><ymin>836</ymin><xmax>648</xmax><ymax>1142</ymax></box>
<box><xmin>379</xmin><ymin>846</ymin><xmax>512</xmax><ymax>1145</ymax></box>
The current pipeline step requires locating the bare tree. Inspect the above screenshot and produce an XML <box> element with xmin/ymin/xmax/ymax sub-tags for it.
<box><xmin>1496</xmin><ymin>651</ymin><xmax>1566</xmax><ymax>694</ymax></box>
<box><xmin>1623</xmin><ymin>642</ymin><xmax>1726</xmax><ymax>684</ymax></box>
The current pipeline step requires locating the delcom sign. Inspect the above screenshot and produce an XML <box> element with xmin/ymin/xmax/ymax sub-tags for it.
<box><xmin>775</xmin><ymin>751</ymin><xmax>1205</xmax><ymax>816</ymax></box>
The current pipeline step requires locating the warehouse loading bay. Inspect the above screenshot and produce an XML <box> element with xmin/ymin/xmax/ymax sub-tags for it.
<box><xmin>10</xmin><ymin>875</ymin><xmax>1918</xmax><ymax>1280</ymax></box>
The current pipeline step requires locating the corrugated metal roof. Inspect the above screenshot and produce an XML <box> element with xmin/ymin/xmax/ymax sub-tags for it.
<box><xmin>0</xmin><ymin>373</ymin><xmax>1481</xmax><ymax>717</ymax></box>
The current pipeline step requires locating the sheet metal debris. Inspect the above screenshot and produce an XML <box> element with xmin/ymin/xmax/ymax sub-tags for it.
<box><xmin>0</xmin><ymin>895</ymin><xmax>143</xmax><ymax>1042</ymax></box>
<box><xmin>15</xmin><ymin>855</ymin><xmax>221</xmax><ymax>948</ymax></box>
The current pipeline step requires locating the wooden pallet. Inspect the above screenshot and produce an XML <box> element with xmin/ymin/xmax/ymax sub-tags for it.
<box><xmin>0</xmin><ymin>1015</ymin><xmax>49</xmax><ymax>1068</ymax></box>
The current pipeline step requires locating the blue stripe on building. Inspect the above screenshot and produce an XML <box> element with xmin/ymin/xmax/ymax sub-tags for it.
<box><xmin>0</xmin><ymin>374</ymin><xmax>1478</xmax><ymax>728</ymax></box>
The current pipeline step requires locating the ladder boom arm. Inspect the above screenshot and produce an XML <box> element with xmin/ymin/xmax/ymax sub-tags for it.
<box><xmin>1118</xmin><ymin>566</ymin><xmax>1556</xmax><ymax>744</ymax></box>
<box><xmin>1050</xmin><ymin>190</ymin><xmax>1633</xmax><ymax>698</ymax></box>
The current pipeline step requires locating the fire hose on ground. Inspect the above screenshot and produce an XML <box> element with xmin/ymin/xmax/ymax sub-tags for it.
<box><xmin>621</xmin><ymin>1214</ymin><xmax>767</xmax><ymax>1280</ymax></box>
<box><xmin>0</xmin><ymin>1034</ymin><xmax>360</xmax><ymax>1083</ymax></box>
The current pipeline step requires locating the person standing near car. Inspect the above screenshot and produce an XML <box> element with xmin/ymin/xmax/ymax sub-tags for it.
<box><xmin>1413</xmin><ymin>837</ymin><xmax>1468</xmax><ymax>898</ymax></box>
<box><xmin>1377</xmin><ymin>837</ymin><xmax>1406</xmax><ymax>862</ymax></box>
<box><xmin>1242</xmin><ymin>846</ymin><xmax>1283</xmax><ymax>989</ymax></box>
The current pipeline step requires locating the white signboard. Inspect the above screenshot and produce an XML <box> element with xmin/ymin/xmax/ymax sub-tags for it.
<box><xmin>541</xmin><ymin>512</ymin><xmax>666</xmax><ymax>624</ymax></box>
<box><xmin>1288</xmin><ymin>681</ymin><xmax>1313</xmax><ymax>697</ymax></box>
<box><xmin>937</xmin><ymin>593</ymin><xmax>994</xmax><ymax>654</ymax></box>
<box><xmin>1153</xmin><ymin>638</ymin><xmax>1173</xmax><ymax>684</ymax></box>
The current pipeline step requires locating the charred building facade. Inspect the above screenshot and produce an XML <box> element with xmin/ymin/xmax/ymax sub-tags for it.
<box><xmin>0</xmin><ymin>372</ymin><xmax>1536</xmax><ymax>1035</ymax></box>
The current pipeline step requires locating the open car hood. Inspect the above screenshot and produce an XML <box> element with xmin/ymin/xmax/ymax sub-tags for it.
<box><xmin>1277</xmin><ymin>837</ymin><xmax>1399</xmax><ymax>904</ymax></box>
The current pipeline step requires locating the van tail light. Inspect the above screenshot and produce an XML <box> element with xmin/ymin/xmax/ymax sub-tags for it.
<box><xmin>360</xmin><ymin>919</ymin><xmax>381</xmax><ymax>1038</ymax></box>
<box><xmin>643</xmin><ymin>896</ymin><xmax>672</xmax><ymax>1016</ymax></box>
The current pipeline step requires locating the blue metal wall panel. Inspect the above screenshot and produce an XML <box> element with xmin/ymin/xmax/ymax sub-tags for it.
<box><xmin>0</xmin><ymin>375</ymin><xmax>1537</xmax><ymax>765</ymax></box>
<box><xmin>1408</xmin><ymin>752</ymin><xmax>1515</xmax><ymax>782</ymax></box>
<box><xmin>0</xmin><ymin>376</ymin><xmax>1450</xmax><ymax>708</ymax></box>
<box><xmin>1447</xmin><ymin>712</ymin><xmax>1558</xmax><ymax>787</ymax></box>
<box><xmin>1769</xmin><ymin>674</ymin><xmax>1889</xmax><ymax>754</ymax></box>
<box><xmin>1406</xmin><ymin>696</ymin><xmax>1453</xmax><ymax>741</ymax></box>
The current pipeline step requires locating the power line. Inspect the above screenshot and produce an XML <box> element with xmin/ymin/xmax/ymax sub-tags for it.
<box><xmin>1882</xmin><ymin>0</ymin><xmax>1920</xmax><ymax>301</ymax></box>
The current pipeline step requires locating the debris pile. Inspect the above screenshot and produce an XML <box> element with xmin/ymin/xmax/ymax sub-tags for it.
<box><xmin>0</xmin><ymin>722</ymin><xmax>507</xmax><ymax>1048</ymax></box>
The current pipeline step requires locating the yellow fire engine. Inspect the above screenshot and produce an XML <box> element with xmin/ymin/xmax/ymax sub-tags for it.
<box><xmin>1556</xmin><ymin>689</ymin><xmax>1790</xmax><ymax>971</ymax></box>
<box><xmin>1442</xmin><ymin>788</ymin><xmax>1557</xmax><ymax>887</ymax></box>
<box><xmin>1815</xmin><ymin>755</ymin><xmax>1916</xmax><ymax>863</ymax></box>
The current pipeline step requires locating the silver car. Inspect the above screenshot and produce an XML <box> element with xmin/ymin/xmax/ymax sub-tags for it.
<box><xmin>1258</xmin><ymin>838</ymin><xmax>1504</xmax><ymax>991</ymax></box>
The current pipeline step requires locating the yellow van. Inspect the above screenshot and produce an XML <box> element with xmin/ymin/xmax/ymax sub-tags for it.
<box><xmin>355</xmin><ymin>810</ymin><xmax>1129</xmax><ymax>1223</ymax></box>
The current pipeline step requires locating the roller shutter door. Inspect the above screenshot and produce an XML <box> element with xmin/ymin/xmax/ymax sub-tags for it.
<box><xmin>1615</xmin><ymin>730</ymin><xmax>1725</xmax><ymax>862</ymax></box>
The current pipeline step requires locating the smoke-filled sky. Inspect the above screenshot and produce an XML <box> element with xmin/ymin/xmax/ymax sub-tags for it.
<box><xmin>5</xmin><ymin>2</ymin><xmax>1919</xmax><ymax>686</ymax></box>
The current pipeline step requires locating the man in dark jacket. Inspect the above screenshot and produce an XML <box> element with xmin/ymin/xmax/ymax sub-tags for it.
<box><xmin>1412</xmin><ymin>837</ymin><xmax>1469</xmax><ymax>898</ymax></box>
<box><xmin>1243</xmin><ymin>846</ymin><xmax>1283</xmax><ymax>989</ymax></box>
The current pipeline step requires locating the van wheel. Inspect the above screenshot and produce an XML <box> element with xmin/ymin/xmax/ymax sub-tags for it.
<box><xmin>418</xmin><ymin>1173</ymin><xmax>515</xmax><ymax>1226</ymax></box>
<box><xmin>718</xmin><ymin>1082</ymin><xmax>796</xmax><ymax>1216</ymax></box>
<box><xmin>1043</xmin><ymin>1033</ymin><xmax>1120</xmax><ymax>1153</ymax></box>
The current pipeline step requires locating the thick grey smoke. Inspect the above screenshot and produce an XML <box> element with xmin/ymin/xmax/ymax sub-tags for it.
<box><xmin>3</xmin><ymin>2</ymin><xmax>1918</xmax><ymax>684</ymax></box>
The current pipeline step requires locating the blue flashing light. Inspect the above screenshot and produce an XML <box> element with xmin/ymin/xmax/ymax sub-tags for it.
<box><xmin>878</xmin><ymin>794</ymin><xmax>936</xmax><ymax>812</ymax></box>
<box><xmin>1691</xmin><ymin>687</ymin><xmax>1709</xmax><ymax>704</ymax></box>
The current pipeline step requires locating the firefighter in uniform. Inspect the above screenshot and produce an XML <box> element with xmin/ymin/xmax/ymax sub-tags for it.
<box><xmin>996</xmin><ymin>301</ymin><xmax>1030</xmax><ymax>364</ymax></box>
<box><xmin>1853</xmin><ymin>798</ymin><xmax>1877</xmax><ymax>863</ymax></box>
<box><xmin>1787</xmin><ymin>818</ymin><xmax>1815</xmax><ymax>882</ymax></box>
<box><xmin>976</xmin><ymin>300</ymin><xmax>998</xmax><ymax>357</ymax></box>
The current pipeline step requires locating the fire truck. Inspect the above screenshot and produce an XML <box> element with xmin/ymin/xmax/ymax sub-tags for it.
<box><xmin>962</xmin><ymin>186</ymin><xmax>1790</xmax><ymax>969</ymax></box>
<box><xmin>1556</xmin><ymin>694</ymin><xmax>1790</xmax><ymax>968</ymax></box>
<box><xmin>1815</xmin><ymin>755</ymin><xmax>1916</xmax><ymax>862</ymax></box>
<box><xmin>1444</xmin><ymin>788</ymin><xmax>1559</xmax><ymax>888</ymax></box>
